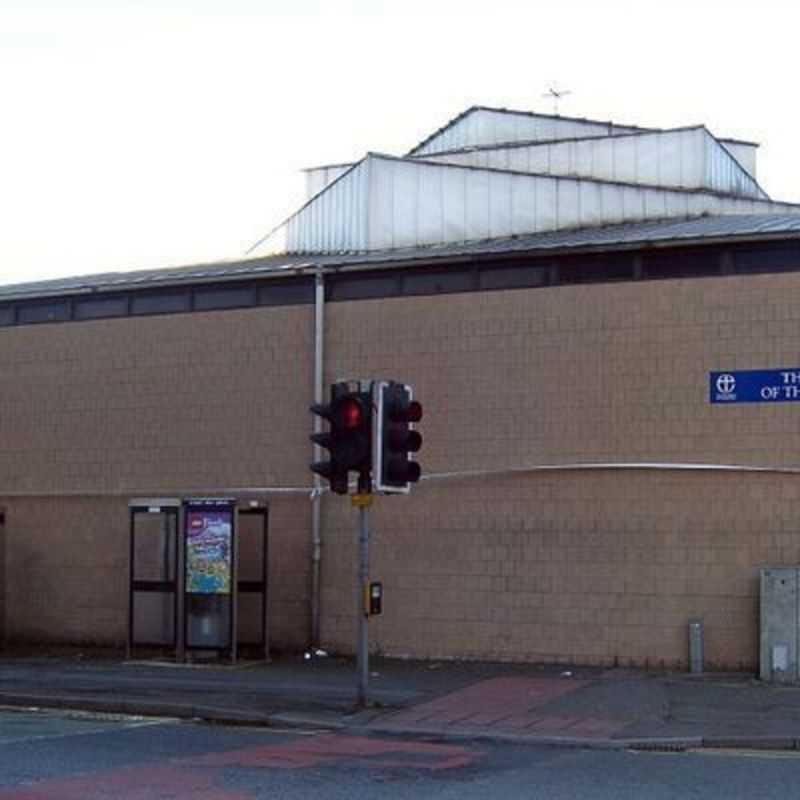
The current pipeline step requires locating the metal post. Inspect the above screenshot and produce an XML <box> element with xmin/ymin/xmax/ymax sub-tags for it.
<box><xmin>689</xmin><ymin>618</ymin><xmax>704</xmax><ymax>675</ymax></box>
<box><xmin>161</xmin><ymin>513</ymin><xmax>172</xmax><ymax>649</ymax></box>
<box><xmin>263</xmin><ymin>508</ymin><xmax>271</xmax><ymax>663</ymax></box>
<box><xmin>352</xmin><ymin>490</ymin><xmax>372</xmax><ymax>707</ymax></box>
<box><xmin>231</xmin><ymin>507</ymin><xmax>239</xmax><ymax>665</ymax></box>
<box><xmin>310</xmin><ymin>271</ymin><xmax>325</xmax><ymax>650</ymax></box>
<box><xmin>127</xmin><ymin>509</ymin><xmax>135</xmax><ymax>661</ymax></box>
<box><xmin>358</xmin><ymin>504</ymin><xmax>369</xmax><ymax>706</ymax></box>
<box><xmin>176</xmin><ymin>505</ymin><xmax>186</xmax><ymax>663</ymax></box>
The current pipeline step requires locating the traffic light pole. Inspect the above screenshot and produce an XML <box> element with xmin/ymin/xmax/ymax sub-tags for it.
<box><xmin>311</xmin><ymin>378</ymin><xmax>422</xmax><ymax>708</ymax></box>
<box><xmin>352</xmin><ymin>486</ymin><xmax>372</xmax><ymax>708</ymax></box>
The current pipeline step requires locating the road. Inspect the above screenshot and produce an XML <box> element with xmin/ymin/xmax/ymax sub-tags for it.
<box><xmin>0</xmin><ymin>708</ymin><xmax>799</xmax><ymax>798</ymax></box>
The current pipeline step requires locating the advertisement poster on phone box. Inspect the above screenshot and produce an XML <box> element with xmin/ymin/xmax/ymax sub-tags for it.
<box><xmin>186</xmin><ymin>507</ymin><xmax>232</xmax><ymax>594</ymax></box>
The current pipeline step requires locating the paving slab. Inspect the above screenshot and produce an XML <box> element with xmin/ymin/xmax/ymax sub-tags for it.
<box><xmin>3</xmin><ymin>651</ymin><xmax>800</xmax><ymax>750</ymax></box>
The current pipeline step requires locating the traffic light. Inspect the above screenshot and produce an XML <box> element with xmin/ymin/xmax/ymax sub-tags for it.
<box><xmin>373</xmin><ymin>381</ymin><xmax>423</xmax><ymax>493</ymax></box>
<box><xmin>310</xmin><ymin>382</ymin><xmax>373</xmax><ymax>495</ymax></box>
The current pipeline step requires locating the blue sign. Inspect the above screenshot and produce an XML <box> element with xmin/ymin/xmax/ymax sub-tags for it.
<box><xmin>710</xmin><ymin>369</ymin><xmax>800</xmax><ymax>404</ymax></box>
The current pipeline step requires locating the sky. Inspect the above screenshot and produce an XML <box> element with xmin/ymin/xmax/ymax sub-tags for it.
<box><xmin>2</xmin><ymin>0</ymin><xmax>799</xmax><ymax>286</ymax></box>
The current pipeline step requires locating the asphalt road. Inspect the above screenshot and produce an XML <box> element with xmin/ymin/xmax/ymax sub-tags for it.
<box><xmin>1</xmin><ymin>708</ymin><xmax>800</xmax><ymax>798</ymax></box>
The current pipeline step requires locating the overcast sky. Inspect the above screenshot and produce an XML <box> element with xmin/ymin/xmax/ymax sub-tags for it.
<box><xmin>2</xmin><ymin>0</ymin><xmax>799</xmax><ymax>286</ymax></box>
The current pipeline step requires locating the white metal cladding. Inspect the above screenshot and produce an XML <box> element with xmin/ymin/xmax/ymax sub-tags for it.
<box><xmin>417</xmin><ymin>128</ymin><xmax>767</xmax><ymax>199</ymax></box>
<box><xmin>411</xmin><ymin>108</ymin><xmax>644</xmax><ymax>156</ymax></box>
<box><xmin>304</xmin><ymin>164</ymin><xmax>354</xmax><ymax>200</ymax></box>
<box><xmin>720</xmin><ymin>141</ymin><xmax>758</xmax><ymax>179</ymax></box>
<box><xmin>269</xmin><ymin>155</ymin><xmax>800</xmax><ymax>254</ymax></box>
<box><xmin>704</xmin><ymin>135</ymin><xmax>765</xmax><ymax>198</ymax></box>
<box><xmin>263</xmin><ymin>161</ymin><xmax>369</xmax><ymax>253</ymax></box>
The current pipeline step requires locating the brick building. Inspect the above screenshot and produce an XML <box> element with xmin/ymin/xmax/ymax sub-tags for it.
<box><xmin>2</xmin><ymin>107</ymin><xmax>800</xmax><ymax>668</ymax></box>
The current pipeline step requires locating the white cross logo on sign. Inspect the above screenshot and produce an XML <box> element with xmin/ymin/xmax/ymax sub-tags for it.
<box><xmin>716</xmin><ymin>374</ymin><xmax>736</xmax><ymax>394</ymax></box>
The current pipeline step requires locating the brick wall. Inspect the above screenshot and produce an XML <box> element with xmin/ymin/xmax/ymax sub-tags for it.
<box><xmin>0</xmin><ymin>306</ymin><xmax>314</xmax><ymax>649</ymax></box>
<box><xmin>319</xmin><ymin>272</ymin><xmax>800</xmax><ymax>668</ymax></box>
<box><xmin>2</xmin><ymin>268</ymin><xmax>800</xmax><ymax>665</ymax></box>
<box><xmin>0</xmin><ymin>307</ymin><xmax>313</xmax><ymax>493</ymax></box>
<box><xmin>321</xmin><ymin>470</ymin><xmax>800</xmax><ymax>669</ymax></box>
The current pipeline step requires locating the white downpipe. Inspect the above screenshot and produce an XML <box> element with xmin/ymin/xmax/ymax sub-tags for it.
<box><xmin>310</xmin><ymin>271</ymin><xmax>325</xmax><ymax>649</ymax></box>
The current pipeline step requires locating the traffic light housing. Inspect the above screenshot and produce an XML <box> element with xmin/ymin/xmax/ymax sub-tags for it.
<box><xmin>310</xmin><ymin>382</ymin><xmax>372</xmax><ymax>495</ymax></box>
<box><xmin>373</xmin><ymin>381</ymin><xmax>423</xmax><ymax>494</ymax></box>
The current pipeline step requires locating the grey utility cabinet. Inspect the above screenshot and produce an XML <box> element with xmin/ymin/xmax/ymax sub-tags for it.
<box><xmin>760</xmin><ymin>567</ymin><xmax>800</xmax><ymax>682</ymax></box>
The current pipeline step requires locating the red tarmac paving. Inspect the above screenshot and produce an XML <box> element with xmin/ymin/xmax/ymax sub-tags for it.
<box><xmin>374</xmin><ymin>675</ymin><xmax>628</xmax><ymax>739</ymax></box>
<box><xmin>4</xmin><ymin>654</ymin><xmax>800</xmax><ymax>749</ymax></box>
<box><xmin>0</xmin><ymin>733</ymin><xmax>481</xmax><ymax>799</ymax></box>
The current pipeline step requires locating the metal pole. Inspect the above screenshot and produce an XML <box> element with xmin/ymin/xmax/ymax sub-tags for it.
<box><xmin>310</xmin><ymin>271</ymin><xmax>325</xmax><ymax>650</ymax></box>
<box><xmin>357</xmin><ymin>503</ymin><xmax>370</xmax><ymax>706</ymax></box>
<box><xmin>231</xmin><ymin>506</ymin><xmax>239</xmax><ymax>665</ymax></box>
<box><xmin>161</xmin><ymin>513</ymin><xmax>172</xmax><ymax>649</ymax></box>
<box><xmin>352</xmin><ymin>489</ymin><xmax>372</xmax><ymax>707</ymax></box>
<box><xmin>127</xmin><ymin>509</ymin><xmax>134</xmax><ymax>660</ymax></box>
<box><xmin>176</xmin><ymin>505</ymin><xmax>186</xmax><ymax>663</ymax></box>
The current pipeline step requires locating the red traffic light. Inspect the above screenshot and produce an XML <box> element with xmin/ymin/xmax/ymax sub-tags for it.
<box><xmin>341</xmin><ymin>397</ymin><xmax>363</xmax><ymax>429</ymax></box>
<box><xmin>310</xmin><ymin>383</ymin><xmax>373</xmax><ymax>494</ymax></box>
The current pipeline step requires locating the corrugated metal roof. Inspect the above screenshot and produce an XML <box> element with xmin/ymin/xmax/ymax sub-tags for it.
<box><xmin>2</xmin><ymin>215</ymin><xmax>800</xmax><ymax>302</ymax></box>
<box><xmin>303</xmin><ymin>127</ymin><xmax>760</xmax><ymax>200</ymax></box>
<box><xmin>414</xmin><ymin>127</ymin><xmax>769</xmax><ymax>200</ymax></box>
<box><xmin>407</xmin><ymin>105</ymin><xmax>759</xmax><ymax>157</ymax></box>
<box><xmin>349</xmin><ymin>213</ymin><xmax>800</xmax><ymax>263</ymax></box>
<box><xmin>288</xmin><ymin>110</ymin><xmax>767</xmax><ymax>258</ymax></box>
<box><xmin>412</xmin><ymin>125</ymin><xmax>701</xmax><ymax>157</ymax></box>
<box><xmin>258</xmin><ymin>151</ymin><xmax>798</xmax><ymax>255</ymax></box>
<box><xmin>407</xmin><ymin>105</ymin><xmax>654</xmax><ymax>156</ymax></box>
<box><xmin>0</xmin><ymin>254</ymin><xmax>316</xmax><ymax>300</ymax></box>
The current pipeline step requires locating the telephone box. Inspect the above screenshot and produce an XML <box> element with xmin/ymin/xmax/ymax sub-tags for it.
<box><xmin>184</xmin><ymin>498</ymin><xmax>235</xmax><ymax>654</ymax></box>
<box><xmin>127</xmin><ymin>496</ymin><xmax>269</xmax><ymax>663</ymax></box>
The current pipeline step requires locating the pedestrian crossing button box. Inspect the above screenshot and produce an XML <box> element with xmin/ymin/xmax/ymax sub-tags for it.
<box><xmin>369</xmin><ymin>582</ymin><xmax>383</xmax><ymax>616</ymax></box>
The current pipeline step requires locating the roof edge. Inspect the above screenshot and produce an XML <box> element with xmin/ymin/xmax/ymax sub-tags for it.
<box><xmin>410</xmin><ymin>125</ymin><xmax>707</xmax><ymax>158</ymax></box>
<box><xmin>371</xmin><ymin>152</ymin><xmax>795</xmax><ymax>206</ymax></box>
<box><xmin>5</xmin><ymin>215</ymin><xmax>800</xmax><ymax>303</ymax></box>
<box><xmin>301</xmin><ymin>161</ymin><xmax>357</xmax><ymax>173</ymax></box>
<box><xmin>406</xmin><ymin>105</ymin><xmax>660</xmax><ymax>156</ymax></box>
<box><xmin>406</xmin><ymin>104</ymin><xmax>760</xmax><ymax>157</ymax></box>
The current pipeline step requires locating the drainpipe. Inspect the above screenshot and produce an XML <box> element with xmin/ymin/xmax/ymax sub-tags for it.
<box><xmin>310</xmin><ymin>270</ymin><xmax>325</xmax><ymax>649</ymax></box>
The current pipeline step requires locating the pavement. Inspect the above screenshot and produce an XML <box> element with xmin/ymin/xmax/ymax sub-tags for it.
<box><xmin>1</xmin><ymin>648</ymin><xmax>800</xmax><ymax>751</ymax></box>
